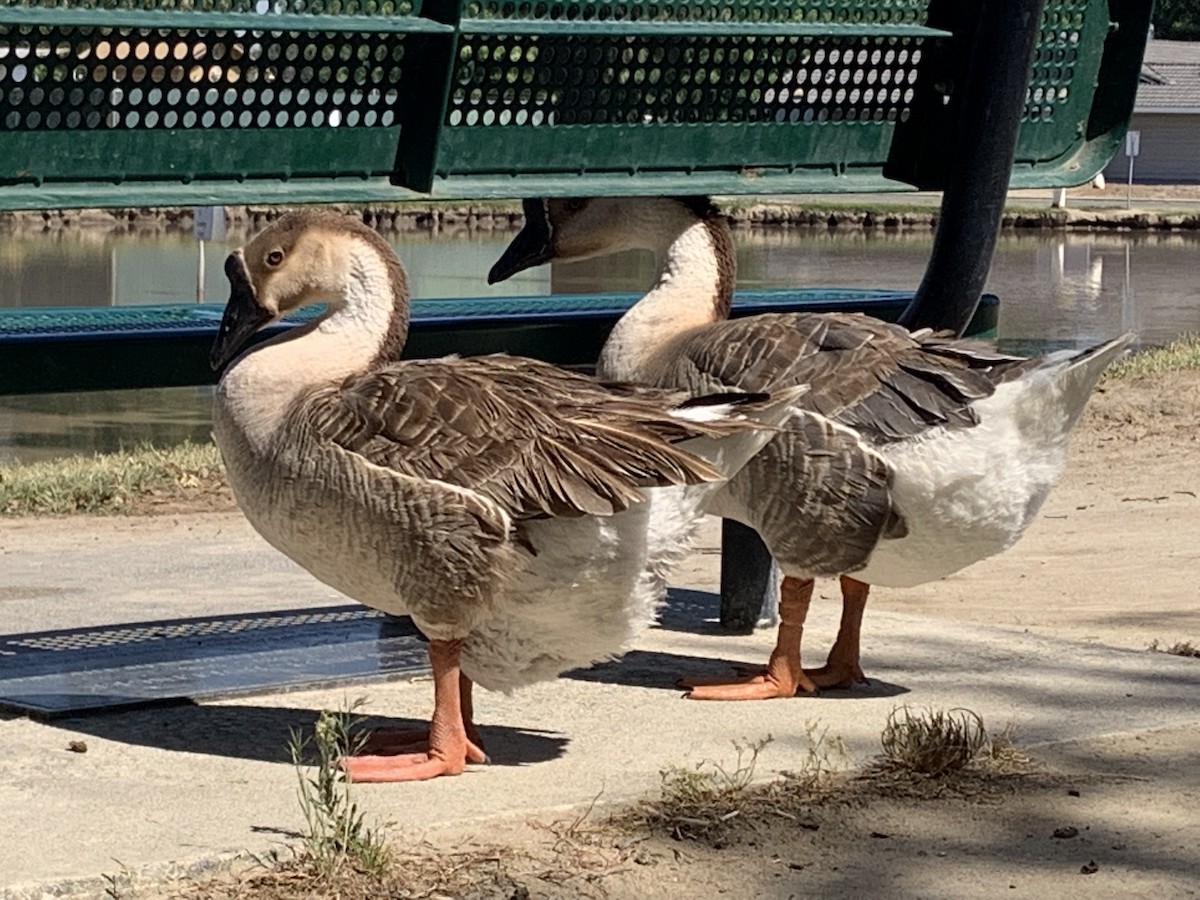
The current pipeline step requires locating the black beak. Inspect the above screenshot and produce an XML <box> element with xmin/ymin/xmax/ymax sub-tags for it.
<box><xmin>488</xmin><ymin>199</ymin><xmax>554</xmax><ymax>284</ymax></box>
<box><xmin>210</xmin><ymin>252</ymin><xmax>273</xmax><ymax>370</ymax></box>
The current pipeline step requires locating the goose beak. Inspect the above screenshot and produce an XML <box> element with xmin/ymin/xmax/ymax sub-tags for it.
<box><xmin>488</xmin><ymin>199</ymin><xmax>553</xmax><ymax>284</ymax></box>
<box><xmin>210</xmin><ymin>251</ymin><xmax>273</xmax><ymax>370</ymax></box>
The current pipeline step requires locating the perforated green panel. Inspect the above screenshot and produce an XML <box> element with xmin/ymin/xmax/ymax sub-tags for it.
<box><xmin>1013</xmin><ymin>0</ymin><xmax>1108</xmax><ymax>165</ymax></box>
<box><xmin>0</xmin><ymin>0</ymin><xmax>416</xmax><ymax>15</ymax></box>
<box><xmin>0</xmin><ymin>0</ymin><xmax>448</xmax><ymax>190</ymax></box>
<box><xmin>460</xmin><ymin>0</ymin><xmax>931</xmax><ymax>24</ymax></box>
<box><xmin>407</xmin><ymin>2</ymin><xmax>950</xmax><ymax>188</ymax></box>
<box><xmin>445</xmin><ymin>36</ymin><xmax>927</xmax><ymax>129</ymax></box>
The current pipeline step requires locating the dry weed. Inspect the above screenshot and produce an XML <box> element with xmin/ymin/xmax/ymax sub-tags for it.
<box><xmin>1149</xmin><ymin>639</ymin><xmax>1200</xmax><ymax>658</ymax></box>
<box><xmin>858</xmin><ymin>709</ymin><xmax>1041</xmax><ymax>803</ymax></box>
<box><xmin>879</xmin><ymin>706</ymin><xmax>988</xmax><ymax>776</ymax></box>
<box><xmin>629</xmin><ymin>722</ymin><xmax>847</xmax><ymax>844</ymax></box>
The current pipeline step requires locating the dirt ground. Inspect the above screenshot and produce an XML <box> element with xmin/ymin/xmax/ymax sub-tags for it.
<box><xmin>106</xmin><ymin>368</ymin><xmax>1194</xmax><ymax>898</ymax></box>
<box><xmin>375</xmin><ymin>723</ymin><xmax>1200</xmax><ymax>900</ymax></box>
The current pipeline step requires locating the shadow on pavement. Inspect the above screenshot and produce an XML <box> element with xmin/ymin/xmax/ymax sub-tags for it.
<box><xmin>568</xmin><ymin>648</ymin><xmax>911</xmax><ymax>699</ymax></box>
<box><xmin>43</xmin><ymin>703</ymin><xmax>569</xmax><ymax>769</ymax></box>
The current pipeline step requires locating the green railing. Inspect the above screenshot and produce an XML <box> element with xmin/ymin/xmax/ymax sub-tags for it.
<box><xmin>0</xmin><ymin>289</ymin><xmax>1000</xmax><ymax>394</ymax></box>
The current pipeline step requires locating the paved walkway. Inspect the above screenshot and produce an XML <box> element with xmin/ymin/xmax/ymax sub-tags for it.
<box><xmin>2</xmin><ymin>514</ymin><xmax>1197</xmax><ymax>896</ymax></box>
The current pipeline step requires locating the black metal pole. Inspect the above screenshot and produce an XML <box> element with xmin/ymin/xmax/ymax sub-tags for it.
<box><xmin>718</xmin><ymin>520</ymin><xmax>776</xmax><ymax>633</ymax></box>
<box><xmin>900</xmin><ymin>0</ymin><xmax>1049</xmax><ymax>337</ymax></box>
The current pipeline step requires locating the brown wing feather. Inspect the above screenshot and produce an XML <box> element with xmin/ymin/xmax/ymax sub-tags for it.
<box><xmin>662</xmin><ymin>312</ymin><xmax>1031</xmax><ymax>445</ymax></box>
<box><xmin>296</xmin><ymin>354</ymin><xmax>754</xmax><ymax>520</ymax></box>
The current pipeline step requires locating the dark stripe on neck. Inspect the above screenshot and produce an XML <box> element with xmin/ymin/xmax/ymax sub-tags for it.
<box><xmin>341</xmin><ymin>219</ymin><xmax>410</xmax><ymax>368</ymax></box>
<box><xmin>701</xmin><ymin>213</ymin><xmax>736</xmax><ymax>320</ymax></box>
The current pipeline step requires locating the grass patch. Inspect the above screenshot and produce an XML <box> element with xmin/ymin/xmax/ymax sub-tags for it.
<box><xmin>632</xmin><ymin>723</ymin><xmax>847</xmax><ymax>844</ymax></box>
<box><xmin>1104</xmin><ymin>334</ymin><xmax>1200</xmax><ymax>380</ymax></box>
<box><xmin>0</xmin><ymin>441</ymin><xmax>229</xmax><ymax>515</ymax></box>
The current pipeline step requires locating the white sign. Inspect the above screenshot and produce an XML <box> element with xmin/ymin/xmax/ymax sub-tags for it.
<box><xmin>1125</xmin><ymin>130</ymin><xmax>1141</xmax><ymax>158</ymax></box>
<box><xmin>193</xmin><ymin>206</ymin><xmax>228</xmax><ymax>242</ymax></box>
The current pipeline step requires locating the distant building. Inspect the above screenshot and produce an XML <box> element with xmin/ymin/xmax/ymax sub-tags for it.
<box><xmin>1103</xmin><ymin>39</ymin><xmax>1200</xmax><ymax>183</ymax></box>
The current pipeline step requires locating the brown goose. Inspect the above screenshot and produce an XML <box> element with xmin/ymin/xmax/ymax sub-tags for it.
<box><xmin>490</xmin><ymin>196</ymin><xmax>1131</xmax><ymax>701</ymax></box>
<box><xmin>209</xmin><ymin>210</ymin><xmax>800</xmax><ymax>780</ymax></box>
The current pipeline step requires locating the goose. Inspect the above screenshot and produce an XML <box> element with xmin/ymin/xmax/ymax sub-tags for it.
<box><xmin>489</xmin><ymin>196</ymin><xmax>1132</xmax><ymax>701</ymax></box>
<box><xmin>209</xmin><ymin>210</ymin><xmax>798</xmax><ymax>781</ymax></box>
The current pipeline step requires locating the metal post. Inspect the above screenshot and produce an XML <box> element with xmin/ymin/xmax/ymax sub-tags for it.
<box><xmin>900</xmin><ymin>0</ymin><xmax>1049</xmax><ymax>337</ymax></box>
<box><xmin>719</xmin><ymin>520</ymin><xmax>777</xmax><ymax>632</ymax></box>
<box><xmin>1127</xmin><ymin>155</ymin><xmax>1134</xmax><ymax>209</ymax></box>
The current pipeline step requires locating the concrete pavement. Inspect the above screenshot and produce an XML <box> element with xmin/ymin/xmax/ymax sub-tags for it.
<box><xmin>1</xmin><ymin>513</ymin><xmax>1198</xmax><ymax>897</ymax></box>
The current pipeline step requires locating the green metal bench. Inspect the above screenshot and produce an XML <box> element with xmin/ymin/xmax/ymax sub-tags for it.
<box><xmin>0</xmin><ymin>0</ymin><xmax>1150</xmax><ymax>208</ymax></box>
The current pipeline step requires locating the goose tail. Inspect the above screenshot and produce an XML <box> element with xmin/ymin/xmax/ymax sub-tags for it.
<box><xmin>671</xmin><ymin>384</ymin><xmax>807</xmax><ymax>480</ymax></box>
<box><xmin>1049</xmin><ymin>333</ymin><xmax>1135</xmax><ymax>431</ymax></box>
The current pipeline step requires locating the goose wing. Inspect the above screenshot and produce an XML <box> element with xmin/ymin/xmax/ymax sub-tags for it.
<box><xmin>667</xmin><ymin>312</ymin><xmax>1031</xmax><ymax>444</ymax></box>
<box><xmin>296</xmin><ymin>354</ymin><xmax>741</xmax><ymax>520</ymax></box>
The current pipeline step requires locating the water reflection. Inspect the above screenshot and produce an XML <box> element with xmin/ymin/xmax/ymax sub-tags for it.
<box><xmin>0</xmin><ymin>231</ymin><xmax>550</xmax><ymax>309</ymax></box>
<box><xmin>1</xmin><ymin>227</ymin><xmax>1197</xmax><ymax>463</ymax></box>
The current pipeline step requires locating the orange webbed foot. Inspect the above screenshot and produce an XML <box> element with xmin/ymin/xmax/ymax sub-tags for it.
<box><xmin>679</xmin><ymin>667</ymin><xmax>818</xmax><ymax>700</ymax></box>
<box><xmin>340</xmin><ymin>736</ymin><xmax>488</xmax><ymax>783</ymax></box>
<box><xmin>680</xmin><ymin>576</ymin><xmax>819</xmax><ymax>700</ymax></box>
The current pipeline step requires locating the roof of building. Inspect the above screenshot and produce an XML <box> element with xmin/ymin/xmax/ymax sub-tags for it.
<box><xmin>1136</xmin><ymin>39</ymin><xmax>1200</xmax><ymax>113</ymax></box>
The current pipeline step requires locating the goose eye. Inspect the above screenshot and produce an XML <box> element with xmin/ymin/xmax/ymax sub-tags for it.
<box><xmin>265</xmin><ymin>249</ymin><xmax>285</xmax><ymax>267</ymax></box>
<box><xmin>563</xmin><ymin>198</ymin><xmax>586</xmax><ymax>213</ymax></box>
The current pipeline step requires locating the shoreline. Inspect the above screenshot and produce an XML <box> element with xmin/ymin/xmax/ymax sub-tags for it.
<box><xmin>3</xmin><ymin>196</ymin><xmax>1199</xmax><ymax>237</ymax></box>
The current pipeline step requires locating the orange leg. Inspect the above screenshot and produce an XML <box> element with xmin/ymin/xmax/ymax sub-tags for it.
<box><xmin>682</xmin><ymin>576</ymin><xmax>819</xmax><ymax>700</ymax></box>
<box><xmin>806</xmin><ymin>575</ymin><xmax>870</xmax><ymax>689</ymax></box>
<box><xmin>340</xmin><ymin>640</ymin><xmax>487</xmax><ymax>782</ymax></box>
<box><xmin>356</xmin><ymin>673</ymin><xmax>485</xmax><ymax>755</ymax></box>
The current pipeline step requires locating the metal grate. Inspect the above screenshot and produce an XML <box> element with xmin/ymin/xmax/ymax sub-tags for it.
<box><xmin>1022</xmin><ymin>0</ymin><xmax>1088</xmax><ymax>125</ymax></box>
<box><xmin>0</xmin><ymin>0</ymin><xmax>447</xmax><ymax>188</ymax></box>
<box><xmin>0</xmin><ymin>29</ymin><xmax>407</xmax><ymax>134</ymax></box>
<box><xmin>0</xmin><ymin>289</ymin><xmax>922</xmax><ymax>339</ymax></box>
<box><xmin>0</xmin><ymin>0</ymin><xmax>1149</xmax><ymax>204</ymax></box>
<box><xmin>5</xmin><ymin>607</ymin><xmax>368</xmax><ymax>653</ymax></box>
<box><xmin>0</xmin><ymin>0</ymin><xmax>417</xmax><ymax>14</ymax></box>
<box><xmin>0</xmin><ymin>605</ymin><xmax>430</xmax><ymax>718</ymax></box>
<box><xmin>448</xmin><ymin>33</ymin><xmax>925</xmax><ymax>129</ymax></box>
<box><xmin>462</xmin><ymin>0</ymin><xmax>932</xmax><ymax>25</ymax></box>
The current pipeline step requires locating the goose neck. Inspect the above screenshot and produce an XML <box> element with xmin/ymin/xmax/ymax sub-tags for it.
<box><xmin>597</xmin><ymin>215</ymin><xmax>734</xmax><ymax>382</ymax></box>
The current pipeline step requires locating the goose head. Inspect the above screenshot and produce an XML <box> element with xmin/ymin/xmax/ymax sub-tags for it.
<box><xmin>211</xmin><ymin>211</ymin><xmax>409</xmax><ymax>370</ymax></box>
<box><xmin>488</xmin><ymin>196</ymin><xmax>719</xmax><ymax>284</ymax></box>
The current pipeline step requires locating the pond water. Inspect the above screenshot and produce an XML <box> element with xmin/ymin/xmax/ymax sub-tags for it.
<box><xmin>1</xmin><ymin>226</ymin><xmax>1197</xmax><ymax>463</ymax></box>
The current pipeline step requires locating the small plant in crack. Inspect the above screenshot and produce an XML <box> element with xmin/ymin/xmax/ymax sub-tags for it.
<box><xmin>289</xmin><ymin>698</ymin><xmax>391</xmax><ymax>881</ymax></box>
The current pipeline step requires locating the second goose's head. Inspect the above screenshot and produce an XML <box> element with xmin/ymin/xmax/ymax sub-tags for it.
<box><xmin>488</xmin><ymin>196</ymin><xmax>722</xmax><ymax>284</ymax></box>
<box><xmin>211</xmin><ymin>211</ymin><xmax>409</xmax><ymax>370</ymax></box>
